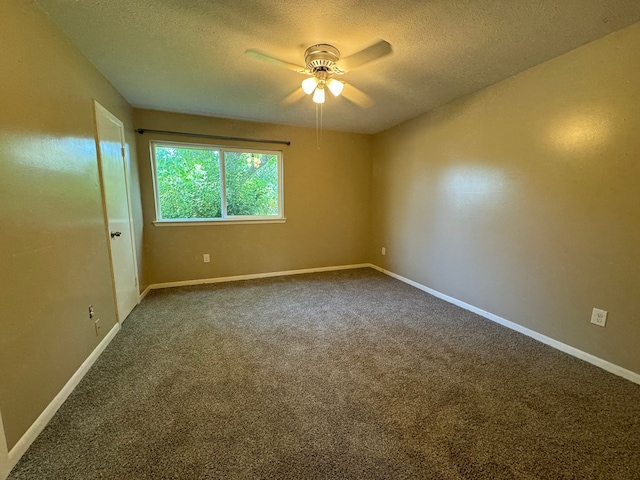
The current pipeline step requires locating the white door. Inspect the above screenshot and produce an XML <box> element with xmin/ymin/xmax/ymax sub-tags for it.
<box><xmin>94</xmin><ymin>101</ymin><xmax>139</xmax><ymax>323</ymax></box>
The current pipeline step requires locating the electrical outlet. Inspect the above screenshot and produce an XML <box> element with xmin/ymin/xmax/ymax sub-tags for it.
<box><xmin>203</xmin><ymin>254</ymin><xmax>210</xmax><ymax>263</ymax></box>
<box><xmin>381</xmin><ymin>247</ymin><xmax>386</xmax><ymax>255</ymax></box>
<box><xmin>94</xmin><ymin>319</ymin><xmax>101</xmax><ymax>336</ymax></box>
<box><xmin>590</xmin><ymin>308</ymin><xmax>607</xmax><ymax>327</ymax></box>
<box><xmin>88</xmin><ymin>305</ymin><xmax>94</xmax><ymax>319</ymax></box>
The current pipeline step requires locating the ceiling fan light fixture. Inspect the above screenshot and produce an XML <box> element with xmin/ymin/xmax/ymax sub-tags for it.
<box><xmin>327</xmin><ymin>78</ymin><xmax>344</xmax><ymax>97</ymax></box>
<box><xmin>301</xmin><ymin>77</ymin><xmax>318</xmax><ymax>95</ymax></box>
<box><xmin>312</xmin><ymin>86</ymin><xmax>325</xmax><ymax>104</ymax></box>
<box><xmin>246</xmin><ymin>39</ymin><xmax>392</xmax><ymax>110</ymax></box>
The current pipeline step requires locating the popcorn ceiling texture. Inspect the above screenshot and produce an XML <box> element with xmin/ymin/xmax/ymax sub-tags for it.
<box><xmin>8</xmin><ymin>269</ymin><xmax>640</xmax><ymax>479</ymax></box>
<box><xmin>35</xmin><ymin>0</ymin><xmax>640</xmax><ymax>133</ymax></box>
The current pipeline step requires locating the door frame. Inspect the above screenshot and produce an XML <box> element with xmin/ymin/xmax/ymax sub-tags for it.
<box><xmin>93</xmin><ymin>100</ymin><xmax>139</xmax><ymax>323</ymax></box>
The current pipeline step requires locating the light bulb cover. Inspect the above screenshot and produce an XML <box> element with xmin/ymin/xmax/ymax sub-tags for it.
<box><xmin>327</xmin><ymin>79</ymin><xmax>344</xmax><ymax>97</ymax></box>
<box><xmin>301</xmin><ymin>77</ymin><xmax>318</xmax><ymax>95</ymax></box>
<box><xmin>312</xmin><ymin>86</ymin><xmax>325</xmax><ymax>104</ymax></box>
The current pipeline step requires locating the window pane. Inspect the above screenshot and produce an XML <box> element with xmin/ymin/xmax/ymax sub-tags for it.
<box><xmin>155</xmin><ymin>146</ymin><xmax>221</xmax><ymax>219</ymax></box>
<box><xmin>224</xmin><ymin>152</ymin><xmax>279</xmax><ymax>216</ymax></box>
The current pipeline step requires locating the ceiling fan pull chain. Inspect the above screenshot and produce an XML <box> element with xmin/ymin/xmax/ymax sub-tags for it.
<box><xmin>316</xmin><ymin>103</ymin><xmax>320</xmax><ymax>149</ymax></box>
<box><xmin>320</xmin><ymin>102</ymin><xmax>323</xmax><ymax>150</ymax></box>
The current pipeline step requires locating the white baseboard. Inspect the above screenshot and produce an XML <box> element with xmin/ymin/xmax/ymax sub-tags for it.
<box><xmin>370</xmin><ymin>264</ymin><xmax>640</xmax><ymax>386</ymax></box>
<box><xmin>139</xmin><ymin>285</ymin><xmax>152</xmax><ymax>302</ymax></box>
<box><xmin>148</xmin><ymin>263</ymin><xmax>372</xmax><ymax>291</ymax></box>
<box><xmin>6</xmin><ymin>322</ymin><xmax>121</xmax><ymax>473</ymax></box>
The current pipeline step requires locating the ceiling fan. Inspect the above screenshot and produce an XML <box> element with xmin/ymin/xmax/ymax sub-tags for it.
<box><xmin>245</xmin><ymin>40</ymin><xmax>393</xmax><ymax>108</ymax></box>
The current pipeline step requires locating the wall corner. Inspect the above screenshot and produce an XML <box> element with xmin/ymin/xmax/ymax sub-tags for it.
<box><xmin>0</xmin><ymin>410</ymin><xmax>9</xmax><ymax>480</ymax></box>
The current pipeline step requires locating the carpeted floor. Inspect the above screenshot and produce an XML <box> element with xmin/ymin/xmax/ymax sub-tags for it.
<box><xmin>8</xmin><ymin>268</ymin><xmax>640</xmax><ymax>479</ymax></box>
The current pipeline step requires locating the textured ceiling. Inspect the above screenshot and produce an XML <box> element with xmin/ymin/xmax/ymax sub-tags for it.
<box><xmin>36</xmin><ymin>0</ymin><xmax>640</xmax><ymax>134</ymax></box>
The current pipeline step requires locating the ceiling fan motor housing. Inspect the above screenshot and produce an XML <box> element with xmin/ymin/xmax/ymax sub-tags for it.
<box><xmin>304</xmin><ymin>44</ymin><xmax>342</xmax><ymax>74</ymax></box>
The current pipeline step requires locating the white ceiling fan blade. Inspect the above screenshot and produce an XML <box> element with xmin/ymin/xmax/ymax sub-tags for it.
<box><xmin>341</xmin><ymin>83</ymin><xmax>373</xmax><ymax>108</ymax></box>
<box><xmin>336</xmin><ymin>40</ymin><xmax>392</xmax><ymax>71</ymax></box>
<box><xmin>245</xmin><ymin>49</ymin><xmax>307</xmax><ymax>73</ymax></box>
<box><xmin>281</xmin><ymin>88</ymin><xmax>307</xmax><ymax>106</ymax></box>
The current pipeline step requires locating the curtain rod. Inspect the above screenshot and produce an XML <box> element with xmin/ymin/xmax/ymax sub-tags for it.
<box><xmin>135</xmin><ymin>128</ymin><xmax>291</xmax><ymax>146</ymax></box>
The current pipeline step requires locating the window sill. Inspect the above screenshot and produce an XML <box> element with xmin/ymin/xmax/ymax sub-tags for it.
<box><xmin>153</xmin><ymin>218</ymin><xmax>287</xmax><ymax>227</ymax></box>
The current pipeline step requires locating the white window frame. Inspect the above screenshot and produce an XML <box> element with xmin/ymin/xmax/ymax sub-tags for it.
<box><xmin>150</xmin><ymin>140</ymin><xmax>285</xmax><ymax>225</ymax></box>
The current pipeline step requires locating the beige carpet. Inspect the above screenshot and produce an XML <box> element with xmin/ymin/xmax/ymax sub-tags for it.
<box><xmin>8</xmin><ymin>268</ymin><xmax>640</xmax><ymax>479</ymax></box>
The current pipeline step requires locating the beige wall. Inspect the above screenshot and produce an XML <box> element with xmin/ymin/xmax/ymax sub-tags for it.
<box><xmin>0</xmin><ymin>0</ymin><xmax>143</xmax><ymax>450</ymax></box>
<box><xmin>134</xmin><ymin>109</ymin><xmax>372</xmax><ymax>284</ymax></box>
<box><xmin>371</xmin><ymin>22</ymin><xmax>640</xmax><ymax>374</ymax></box>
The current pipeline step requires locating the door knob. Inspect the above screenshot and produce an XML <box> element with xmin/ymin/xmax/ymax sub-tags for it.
<box><xmin>110</xmin><ymin>231</ymin><xmax>122</xmax><ymax>238</ymax></box>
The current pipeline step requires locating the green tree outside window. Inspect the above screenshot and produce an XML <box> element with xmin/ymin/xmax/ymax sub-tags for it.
<box><xmin>154</xmin><ymin>143</ymin><xmax>281</xmax><ymax>220</ymax></box>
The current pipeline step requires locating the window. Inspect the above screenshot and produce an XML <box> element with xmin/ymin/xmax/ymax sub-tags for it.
<box><xmin>151</xmin><ymin>141</ymin><xmax>283</xmax><ymax>223</ymax></box>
